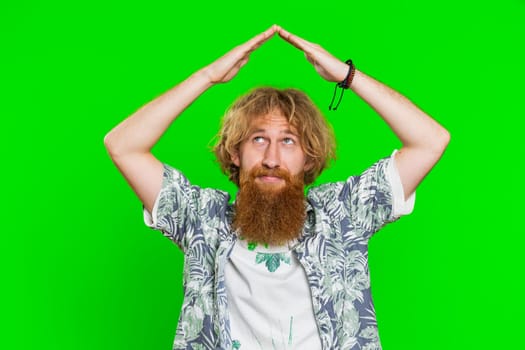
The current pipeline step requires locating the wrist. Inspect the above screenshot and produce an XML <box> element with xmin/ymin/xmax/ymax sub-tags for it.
<box><xmin>192</xmin><ymin>68</ymin><xmax>216</xmax><ymax>88</ymax></box>
<box><xmin>336</xmin><ymin>61</ymin><xmax>351</xmax><ymax>82</ymax></box>
<box><xmin>339</xmin><ymin>60</ymin><xmax>356</xmax><ymax>88</ymax></box>
<box><xmin>328</xmin><ymin>60</ymin><xmax>356</xmax><ymax>111</ymax></box>
<box><xmin>348</xmin><ymin>69</ymin><xmax>362</xmax><ymax>91</ymax></box>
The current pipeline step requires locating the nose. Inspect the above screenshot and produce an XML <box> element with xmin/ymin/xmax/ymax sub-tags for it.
<box><xmin>262</xmin><ymin>142</ymin><xmax>280</xmax><ymax>169</ymax></box>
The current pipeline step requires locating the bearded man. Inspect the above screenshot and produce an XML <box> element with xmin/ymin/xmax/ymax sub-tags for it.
<box><xmin>104</xmin><ymin>25</ymin><xmax>449</xmax><ymax>350</ymax></box>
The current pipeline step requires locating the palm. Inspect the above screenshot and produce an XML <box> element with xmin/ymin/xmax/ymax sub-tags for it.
<box><xmin>279</xmin><ymin>28</ymin><xmax>348</xmax><ymax>83</ymax></box>
<box><xmin>307</xmin><ymin>54</ymin><xmax>342</xmax><ymax>82</ymax></box>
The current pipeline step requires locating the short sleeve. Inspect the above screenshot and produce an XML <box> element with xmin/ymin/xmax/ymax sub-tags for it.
<box><xmin>387</xmin><ymin>150</ymin><xmax>416</xmax><ymax>218</ymax></box>
<box><xmin>142</xmin><ymin>164</ymin><xmax>230</xmax><ymax>252</ymax></box>
<box><xmin>340</xmin><ymin>151</ymin><xmax>415</xmax><ymax>236</ymax></box>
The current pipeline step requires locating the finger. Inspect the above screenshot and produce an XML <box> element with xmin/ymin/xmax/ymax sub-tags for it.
<box><xmin>305</xmin><ymin>53</ymin><xmax>316</xmax><ymax>65</ymax></box>
<box><xmin>217</xmin><ymin>25</ymin><xmax>276</xmax><ymax>74</ymax></box>
<box><xmin>238</xmin><ymin>57</ymin><xmax>249</xmax><ymax>69</ymax></box>
<box><xmin>277</xmin><ymin>27</ymin><xmax>311</xmax><ymax>52</ymax></box>
<box><xmin>243</xmin><ymin>25</ymin><xmax>278</xmax><ymax>51</ymax></box>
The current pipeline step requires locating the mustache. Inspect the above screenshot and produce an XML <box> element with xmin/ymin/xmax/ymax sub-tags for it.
<box><xmin>248</xmin><ymin>167</ymin><xmax>292</xmax><ymax>181</ymax></box>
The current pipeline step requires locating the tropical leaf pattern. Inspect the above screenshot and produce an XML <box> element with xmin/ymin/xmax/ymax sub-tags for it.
<box><xmin>255</xmin><ymin>252</ymin><xmax>291</xmax><ymax>272</ymax></box>
<box><xmin>146</xmin><ymin>156</ymin><xmax>399</xmax><ymax>350</ymax></box>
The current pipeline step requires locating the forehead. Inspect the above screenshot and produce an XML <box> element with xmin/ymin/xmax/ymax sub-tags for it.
<box><xmin>248</xmin><ymin>112</ymin><xmax>297</xmax><ymax>133</ymax></box>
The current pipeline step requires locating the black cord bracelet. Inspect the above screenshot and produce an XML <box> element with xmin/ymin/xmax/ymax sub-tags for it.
<box><xmin>329</xmin><ymin>59</ymin><xmax>355</xmax><ymax>111</ymax></box>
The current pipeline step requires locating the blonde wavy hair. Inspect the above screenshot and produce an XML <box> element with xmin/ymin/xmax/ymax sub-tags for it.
<box><xmin>214</xmin><ymin>87</ymin><xmax>336</xmax><ymax>186</ymax></box>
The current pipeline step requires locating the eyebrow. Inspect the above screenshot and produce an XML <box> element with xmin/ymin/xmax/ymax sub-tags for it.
<box><xmin>249</xmin><ymin>128</ymin><xmax>299</xmax><ymax>136</ymax></box>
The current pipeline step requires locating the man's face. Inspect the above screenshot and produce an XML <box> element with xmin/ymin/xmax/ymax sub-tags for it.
<box><xmin>231</xmin><ymin>112</ymin><xmax>309</xmax><ymax>188</ymax></box>
<box><xmin>231</xmin><ymin>112</ymin><xmax>309</xmax><ymax>245</ymax></box>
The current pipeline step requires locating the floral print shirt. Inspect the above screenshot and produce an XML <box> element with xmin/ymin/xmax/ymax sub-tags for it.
<box><xmin>144</xmin><ymin>154</ymin><xmax>413</xmax><ymax>350</ymax></box>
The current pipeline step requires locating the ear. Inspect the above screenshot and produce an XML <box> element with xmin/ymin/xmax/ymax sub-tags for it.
<box><xmin>303</xmin><ymin>158</ymin><xmax>314</xmax><ymax>172</ymax></box>
<box><xmin>231</xmin><ymin>151</ymin><xmax>240</xmax><ymax>167</ymax></box>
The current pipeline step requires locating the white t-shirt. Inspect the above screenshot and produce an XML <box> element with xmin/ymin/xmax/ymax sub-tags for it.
<box><xmin>226</xmin><ymin>239</ymin><xmax>321</xmax><ymax>350</ymax></box>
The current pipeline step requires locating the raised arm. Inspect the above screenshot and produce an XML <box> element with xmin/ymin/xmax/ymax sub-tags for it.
<box><xmin>278</xmin><ymin>27</ymin><xmax>450</xmax><ymax>199</ymax></box>
<box><xmin>104</xmin><ymin>26</ymin><xmax>278</xmax><ymax>212</ymax></box>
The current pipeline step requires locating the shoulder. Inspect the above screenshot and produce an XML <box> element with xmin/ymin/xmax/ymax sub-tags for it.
<box><xmin>306</xmin><ymin>156</ymin><xmax>393</xmax><ymax>207</ymax></box>
<box><xmin>307</xmin><ymin>181</ymin><xmax>345</xmax><ymax>201</ymax></box>
<box><xmin>161</xmin><ymin>163</ymin><xmax>231</xmax><ymax>207</ymax></box>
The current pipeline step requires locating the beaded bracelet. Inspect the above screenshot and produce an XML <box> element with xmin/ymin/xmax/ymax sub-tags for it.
<box><xmin>329</xmin><ymin>59</ymin><xmax>355</xmax><ymax>111</ymax></box>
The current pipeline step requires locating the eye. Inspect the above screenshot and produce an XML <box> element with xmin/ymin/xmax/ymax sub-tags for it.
<box><xmin>282</xmin><ymin>137</ymin><xmax>295</xmax><ymax>145</ymax></box>
<box><xmin>253</xmin><ymin>136</ymin><xmax>266</xmax><ymax>144</ymax></box>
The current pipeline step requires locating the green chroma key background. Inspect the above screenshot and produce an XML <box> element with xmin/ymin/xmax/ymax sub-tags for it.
<box><xmin>2</xmin><ymin>0</ymin><xmax>523</xmax><ymax>349</ymax></box>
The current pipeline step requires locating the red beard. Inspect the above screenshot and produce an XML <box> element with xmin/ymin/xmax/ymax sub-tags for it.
<box><xmin>233</xmin><ymin>166</ymin><xmax>306</xmax><ymax>246</ymax></box>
